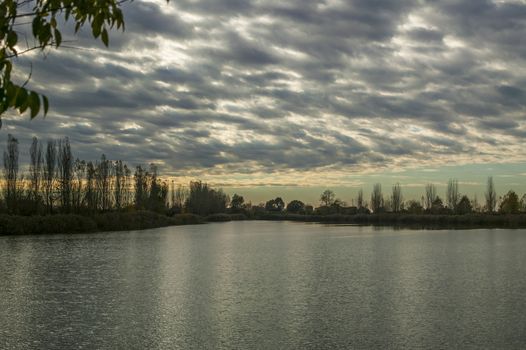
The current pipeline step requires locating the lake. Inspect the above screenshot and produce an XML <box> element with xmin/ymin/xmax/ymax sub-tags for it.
<box><xmin>1</xmin><ymin>221</ymin><xmax>526</xmax><ymax>349</ymax></box>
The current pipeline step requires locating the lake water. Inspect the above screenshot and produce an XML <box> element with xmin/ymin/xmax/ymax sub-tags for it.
<box><xmin>1</xmin><ymin>221</ymin><xmax>526</xmax><ymax>349</ymax></box>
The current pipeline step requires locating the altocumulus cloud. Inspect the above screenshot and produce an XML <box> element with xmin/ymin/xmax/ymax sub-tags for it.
<box><xmin>4</xmin><ymin>0</ymin><xmax>526</xmax><ymax>186</ymax></box>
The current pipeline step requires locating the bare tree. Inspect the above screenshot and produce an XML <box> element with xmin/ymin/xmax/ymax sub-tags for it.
<box><xmin>43</xmin><ymin>140</ymin><xmax>57</xmax><ymax>213</ymax></box>
<box><xmin>425</xmin><ymin>183</ymin><xmax>436</xmax><ymax>210</ymax></box>
<box><xmin>3</xmin><ymin>134</ymin><xmax>19</xmax><ymax>213</ymax></box>
<box><xmin>96</xmin><ymin>154</ymin><xmax>112</xmax><ymax>211</ymax></box>
<box><xmin>391</xmin><ymin>183</ymin><xmax>403</xmax><ymax>213</ymax></box>
<box><xmin>471</xmin><ymin>194</ymin><xmax>481</xmax><ymax>213</ymax></box>
<box><xmin>170</xmin><ymin>180</ymin><xmax>176</xmax><ymax>209</ymax></box>
<box><xmin>28</xmin><ymin>136</ymin><xmax>43</xmax><ymax>213</ymax></box>
<box><xmin>134</xmin><ymin>165</ymin><xmax>148</xmax><ymax>210</ymax></box>
<box><xmin>320</xmin><ymin>189</ymin><xmax>335</xmax><ymax>207</ymax></box>
<box><xmin>123</xmin><ymin>164</ymin><xmax>132</xmax><ymax>208</ymax></box>
<box><xmin>85</xmin><ymin>161</ymin><xmax>96</xmax><ymax>213</ymax></box>
<box><xmin>357</xmin><ymin>189</ymin><xmax>364</xmax><ymax>209</ymax></box>
<box><xmin>485</xmin><ymin>176</ymin><xmax>496</xmax><ymax>213</ymax></box>
<box><xmin>371</xmin><ymin>183</ymin><xmax>384</xmax><ymax>213</ymax></box>
<box><xmin>114</xmin><ymin>160</ymin><xmax>125</xmax><ymax>210</ymax></box>
<box><xmin>446</xmin><ymin>179</ymin><xmax>459</xmax><ymax>212</ymax></box>
<box><xmin>57</xmin><ymin>138</ymin><xmax>73</xmax><ymax>213</ymax></box>
<box><xmin>72</xmin><ymin>159</ymin><xmax>86</xmax><ymax>213</ymax></box>
<box><xmin>174</xmin><ymin>184</ymin><xmax>188</xmax><ymax>212</ymax></box>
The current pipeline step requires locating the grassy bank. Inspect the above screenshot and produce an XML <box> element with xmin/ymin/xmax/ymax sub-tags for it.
<box><xmin>0</xmin><ymin>211</ymin><xmax>204</xmax><ymax>235</ymax></box>
<box><xmin>3</xmin><ymin>211</ymin><xmax>526</xmax><ymax>235</ymax></box>
<box><xmin>256</xmin><ymin>212</ymin><xmax>526</xmax><ymax>229</ymax></box>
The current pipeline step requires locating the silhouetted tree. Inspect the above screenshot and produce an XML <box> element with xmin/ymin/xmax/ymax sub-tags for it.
<box><xmin>265</xmin><ymin>197</ymin><xmax>285</xmax><ymax>212</ymax></box>
<box><xmin>391</xmin><ymin>183</ymin><xmax>403</xmax><ymax>213</ymax></box>
<box><xmin>28</xmin><ymin>137</ymin><xmax>43</xmax><ymax>213</ymax></box>
<box><xmin>43</xmin><ymin>140</ymin><xmax>57</xmax><ymax>213</ymax></box>
<box><xmin>208</xmin><ymin>187</ymin><xmax>229</xmax><ymax>214</ymax></box>
<box><xmin>431</xmin><ymin>196</ymin><xmax>444</xmax><ymax>214</ymax></box>
<box><xmin>147</xmin><ymin>164</ymin><xmax>168</xmax><ymax>212</ymax></box>
<box><xmin>331</xmin><ymin>199</ymin><xmax>346</xmax><ymax>214</ymax></box>
<box><xmin>425</xmin><ymin>183</ymin><xmax>436</xmax><ymax>210</ymax></box>
<box><xmin>72</xmin><ymin>159</ymin><xmax>86</xmax><ymax>213</ymax></box>
<box><xmin>371</xmin><ymin>183</ymin><xmax>383</xmax><ymax>213</ymax></box>
<box><xmin>230</xmin><ymin>194</ymin><xmax>245</xmax><ymax>212</ymax></box>
<box><xmin>520</xmin><ymin>194</ymin><xmax>526</xmax><ymax>213</ymax></box>
<box><xmin>134</xmin><ymin>165</ymin><xmax>148</xmax><ymax>210</ymax></box>
<box><xmin>287</xmin><ymin>200</ymin><xmax>305</xmax><ymax>213</ymax></box>
<box><xmin>123</xmin><ymin>164</ymin><xmax>132</xmax><ymax>207</ymax></box>
<box><xmin>3</xmin><ymin>134</ymin><xmax>19</xmax><ymax>213</ymax></box>
<box><xmin>170</xmin><ymin>180</ymin><xmax>176</xmax><ymax>209</ymax></box>
<box><xmin>85</xmin><ymin>161</ymin><xmax>97</xmax><ymax>213</ymax></box>
<box><xmin>406</xmin><ymin>200</ymin><xmax>423</xmax><ymax>214</ymax></box>
<box><xmin>471</xmin><ymin>195</ymin><xmax>482</xmax><ymax>213</ymax></box>
<box><xmin>500</xmin><ymin>190</ymin><xmax>519</xmax><ymax>214</ymax></box>
<box><xmin>114</xmin><ymin>160</ymin><xmax>125</xmax><ymax>210</ymax></box>
<box><xmin>320</xmin><ymin>189</ymin><xmax>335</xmax><ymax>207</ymax></box>
<box><xmin>96</xmin><ymin>154</ymin><xmax>111</xmax><ymax>211</ymax></box>
<box><xmin>357</xmin><ymin>189</ymin><xmax>364</xmax><ymax>209</ymax></box>
<box><xmin>185</xmin><ymin>181</ymin><xmax>229</xmax><ymax>215</ymax></box>
<box><xmin>457</xmin><ymin>195</ymin><xmax>473</xmax><ymax>215</ymax></box>
<box><xmin>57</xmin><ymin>138</ymin><xmax>73</xmax><ymax>213</ymax></box>
<box><xmin>446</xmin><ymin>179</ymin><xmax>459</xmax><ymax>212</ymax></box>
<box><xmin>275</xmin><ymin>197</ymin><xmax>285</xmax><ymax>211</ymax></box>
<box><xmin>485</xmin><ymin>176</ymin><xmax>497</xmax><ymax>213</ymax></box>
<box><xmin>173</xmin><ymin>184</ymin><xmax>188</xmax><ymax>213</ymax></box>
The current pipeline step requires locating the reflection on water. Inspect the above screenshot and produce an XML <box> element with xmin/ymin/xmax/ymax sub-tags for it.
<box><xmin>1</xmin><ymin>222</ymin><xmax>526</xmax><ymax>349</ymax></box>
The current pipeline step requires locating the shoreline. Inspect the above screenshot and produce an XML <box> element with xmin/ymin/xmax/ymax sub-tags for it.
<box><xmin>255</xmin><ymin>213</ymin><xmax>526</xmax><ymax>230</ymax></box>
<box><xmin>2</xmin><ymin>211</ymin><xmax>526</xmax><ymax>235</ymax></box>
<box><xmin>0</xmin><ymin>211</ymin><xmax>204</xmax><ymax>236</ymax></box>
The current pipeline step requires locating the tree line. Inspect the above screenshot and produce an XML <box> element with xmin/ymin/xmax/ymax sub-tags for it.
<box><xmin>239</xmin><ymin>178</ymin><xmax>524</xmax><ymax>217</ymax></box>
<box><xmin>1</xmin><ymin>134</ymin><xmax>232</xmax><ymax>217</ymax></box>
<box><xmin>2</xmin><ymin>135</ymin><xmax>525</xmax><ymax>219</ymax></box>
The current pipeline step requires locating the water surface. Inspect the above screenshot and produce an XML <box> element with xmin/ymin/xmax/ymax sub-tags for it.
<box><xmin>1</xmin><ymin>221</ymin><xmax>525</xmax><ymax>349</ymax></box>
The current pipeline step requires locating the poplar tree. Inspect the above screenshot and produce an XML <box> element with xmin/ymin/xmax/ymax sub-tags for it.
<box><xmin>57</xmin><ymin>137</ymin><xmax>73</xmax><ymax>212</ymax></box>
<box><xmin>43</xmin><ymin>139</ymin><xmax>56</xmax><ymax>213</ymax></box>
<box><xmin>3</xmin><ymin>134</ymin><xmax>18</xmax><ymax>213</ymax></box>
<box><xmin>28</xmin><ymin>136</ymin><xmax>43</xmax><ymax>212</ymax></box>
<box><xmin>485</xmin><ymin>176</ymin><xmax>496</xmax><ymax>213</ymax></box>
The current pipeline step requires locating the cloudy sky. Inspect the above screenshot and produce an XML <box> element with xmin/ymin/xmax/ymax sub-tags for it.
<box><xmin>5</xmin><ymin>0</ymin><xmax>526</xmax><ymax>204</ymax></box>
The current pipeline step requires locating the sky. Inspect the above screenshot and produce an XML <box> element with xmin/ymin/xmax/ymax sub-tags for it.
<box><xmin>4</xmin><ymin>0</ymin><xmax>526</xmax><ymax>205</ymax></box>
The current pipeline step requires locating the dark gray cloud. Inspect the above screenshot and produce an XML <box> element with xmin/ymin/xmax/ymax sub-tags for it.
<box><xmin>4</xmin><ymin>0</ymin><xmax>526</xmax><ymax>182</ymax></box>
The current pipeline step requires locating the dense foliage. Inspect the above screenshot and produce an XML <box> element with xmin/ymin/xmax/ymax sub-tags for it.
<box><xmin>0</xmin><ymin>0</ymin><xmax>133</xmax><ymax>123</ymax></box>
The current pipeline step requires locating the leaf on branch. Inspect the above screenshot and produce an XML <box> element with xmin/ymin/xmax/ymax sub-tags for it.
<box><xmin>54</xmin><ymin>28</ymin><xmax>62</xmax><ymax>47</ymax></box>
<box><xmin>1</xmin><ymin>0</ymin><xmax>135</xmax><ymax>121</ymax></box>
<box><xmin>7</xmin><ymin>31</ymin><xmax>17</xmax><ymax>48</ymax></box>
<box><xmin>28</xmin><ymin>91</ymin><xmax>40</xmax><ymax>119</ymax></box>
<box><xmin>101</xmin><ymin>27</ymin><xmax>109</xmax><ymax>47</ymax></box>
<box><xmin>15</xmin><ymin>87</ymin><xmax>27</xmax><ymax>107</ymax></box>
<box><xmin>43</xmin><ymin>95</ymin><xmax>49</xmax><ymax>116</ymax></box>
